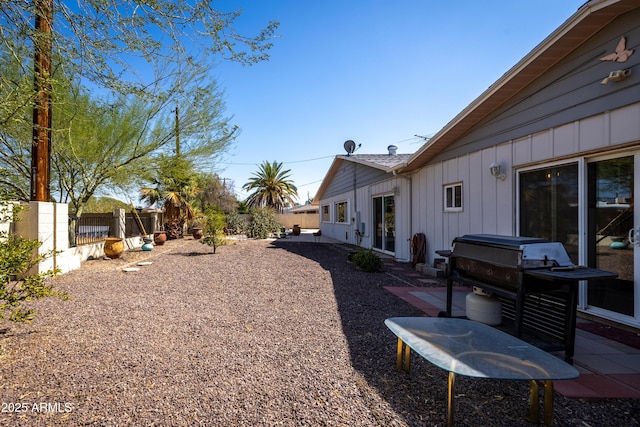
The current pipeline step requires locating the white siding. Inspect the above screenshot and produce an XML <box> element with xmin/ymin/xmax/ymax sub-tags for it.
<box><xmin>412</xmin><ymin>103</ymin><xmax>640</xmax><ymax>265</ymax></box>
<box><xmin>319</xmin><ymin>175</ymin><xmax>412</xmax><ymax>261</ymax></box>
<box><xmin>366</xmin><ymin>177</ymin><xmax>411</xmax><ymax>262</ymax></box>
<box><xmin>320</xmin><ymin>191</ymin><xmax>354</xmax><ymax>245</ymax></box>
<box><xmin>611</xmin><ymin>103</ymin><xmax>640</xmax><ymax>146</ymax></box>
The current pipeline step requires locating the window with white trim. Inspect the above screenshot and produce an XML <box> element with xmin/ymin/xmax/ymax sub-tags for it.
<box><xmin>444</xmin><ymin>183</ymin><xmax>463</xmax><ymax>212</ymax></box>
<box><xmin>321</xmin><ymin>204</ymin><xmax>330</xmax><ymax>222</ymax></box>
<box><xmin>335</xmin><ymin>201</ymin><xmax>348</xmax><ymax>223</ymax></box>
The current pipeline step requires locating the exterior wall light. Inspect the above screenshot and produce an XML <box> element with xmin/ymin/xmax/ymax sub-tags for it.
<box><xmin>490</xmin><ymin>161</ymin><xmax>506</xmax><ymax>180</ymax></box>
<box><xmin>601</xmin><ymin>69</ymin><xmax>631</xmax><ymax>85</ymax></box>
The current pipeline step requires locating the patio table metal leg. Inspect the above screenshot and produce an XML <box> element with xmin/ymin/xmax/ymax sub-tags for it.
<box><xmin>447</xmin><ymin>371</ymin><xmax>456</xmax><ymax>427</ymax></box>
<box><xmin>396</xmin><ymin>338</ymin><xmax>411</xmax><ymax>372</ymax></box>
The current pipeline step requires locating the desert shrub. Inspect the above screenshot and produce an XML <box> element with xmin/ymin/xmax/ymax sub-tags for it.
<box><xmin>0</xmin><ymin>199</ymin><xmax>69</xmax><ymax>322</ymax></box>
<box><xmin>246</xmin><ymin>207</ymin><xmax>281</xmax><ymax>239</ymax></box>
<box><xmin>352</xmin><ymin>249</ymin><xmax>383</xmax><ymax>272</ymax></box>
<box><xmin>225</xmin><ymin>211</ymin><xmax>248</xmax><ymax>235</ymax></box>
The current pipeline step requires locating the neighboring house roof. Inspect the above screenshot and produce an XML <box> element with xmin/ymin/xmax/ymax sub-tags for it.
<box><xmin>314</xmin><ymin>153</ymin><xmax>411</xmax><ymax>203</ymax></box>
<box><xmin>285</xmin><ymin>204</ymin><xmax>319</xmax><ymax>213</ymax></box>
<box><xmin>401</xmin><ymin>0</ymin><xmax>639</xmax><ymax>173</ymax></box>
<box><xmin>340</xmin><ymin>153</ymin><xmax>412</xmax><ymax>170</ymax></box>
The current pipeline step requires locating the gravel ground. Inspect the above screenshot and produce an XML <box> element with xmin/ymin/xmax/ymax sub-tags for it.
<box><xmin>0</xmin><ymin>238</ymin><xmax>638</xmax><ymax>426</ymax></box>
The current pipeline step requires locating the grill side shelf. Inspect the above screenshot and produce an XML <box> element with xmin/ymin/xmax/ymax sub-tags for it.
<box><xmin>524</xmin><ymin>267</ymin><xmax>617</xmax><ymax>281</ymax></box>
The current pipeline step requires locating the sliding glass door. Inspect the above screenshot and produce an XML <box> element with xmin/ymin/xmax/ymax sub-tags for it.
<box><xmin>519</xmin><ymin>163</ymin><xmax>579</xmax><ymax>262</ymax></box>
<box><xmin>587</xmin><ymin>156</ymin><xmax>635</xmax><ymax>317</ymax></box>
<box><xmin>519</xmin><ymin>154</ymin><xmax>639</xmax><ymax>326</ymax></box>
<box><xmin>373</xmin><ymin>195</ymin><xmax>395</xmax><ymax>254</ymax></box>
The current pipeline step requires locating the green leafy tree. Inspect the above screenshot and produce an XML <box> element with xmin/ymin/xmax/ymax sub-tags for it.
<box><xmin>0</xmin><ymin>1</ymin><xmax>278</xmax><ymax>103</ymax></box>
<box><xmin>225</xmin><ymin>211</ymin><xmax>248</xmax><ymax>235</ymax></box>
<box><xmin>199</xmin><ymin>208</ymin><xmax>227</xmax><ymax>254</ymax></box>
<box><xmin>0</xmin><ymin>52</ymin><xmax>34</xmax><ymax>199</ymax></box>
<box><xmin>237</xmin><ymin>201</ymin><xmax>250</xmax><ymax>214</ymax></box>
<box><xmin>193</xmin><ymin>173</ymin><xmax>238</xmax><ymax>214</ymax></box>
<box><xmin>243</xmin><ymin>161</ymin><xmax>298</xmax><ymax>213</ymax></box>
<box><xmin>0</xmin><ymin>2</ymin><xmax>275</xmax><ymax>210</ymax></box>
<box><xmin>81</xmin><ymin>197</ymin><xmax>131</xmax><ymax>214</ymax></box>
<box><xmin>0</xmin><ymin>193</ymin><xmax>69</xmax><ymax>322</ymax></box>
<box><xmin>0</xmin><ymin>73</ymin><xmax>237</xmax><ymax>216</ymax></box>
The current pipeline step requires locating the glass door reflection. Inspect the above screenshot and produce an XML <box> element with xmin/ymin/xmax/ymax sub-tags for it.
<box><xmin>587</xmin><ymin>156</ymin><xmax>634</xmax><ymax>317</ymax></box>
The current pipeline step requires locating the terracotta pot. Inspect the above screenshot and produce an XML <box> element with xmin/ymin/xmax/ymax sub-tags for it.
<box><xmin>103</xmin><ymin>237</ymin><xmax>124</xmax><ymax>259</ymax></box>
<box><xmin>153</xmin><ymin>231</ymin><xmax>167</xmax><ymax>245</ymax></box>
<box><xmin>192</xmin><ymin>227</ymin><xmax>203</xmax><ymax>240</ymax></box>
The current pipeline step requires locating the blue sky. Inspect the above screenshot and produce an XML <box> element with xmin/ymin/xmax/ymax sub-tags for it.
<box><xmin>212</xmin><ymin>0</ymin><xmax>587</xmax><ymax>204</ymax></box>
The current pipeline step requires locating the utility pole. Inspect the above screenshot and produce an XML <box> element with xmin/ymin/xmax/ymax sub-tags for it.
<box><xmin>31</xmin><ymin>0</ymin><xmax>53</xmax><ymax>202</ymax></box>
<box><xmin>175</xmin><ymin>105</ymin><xmax>180</xmax><ymax>157</ymax></box>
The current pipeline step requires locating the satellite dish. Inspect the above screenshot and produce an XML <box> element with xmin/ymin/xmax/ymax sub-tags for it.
<box><xmin>344</xmin><ymin>140</ymin><xmax>356</xmax><ymax>156</ymax></box>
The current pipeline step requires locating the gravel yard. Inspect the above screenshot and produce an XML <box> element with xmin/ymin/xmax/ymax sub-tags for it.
<box><xmin>0</xmin><ymin>238</ymin><xmax>638</xmax><ymax>426</ymax></box>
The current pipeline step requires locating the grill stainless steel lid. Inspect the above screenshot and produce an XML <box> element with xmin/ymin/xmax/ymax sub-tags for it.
<box><xmin>453</xmin><ymin>234</ymin><xmax>573</xmax><ymax>267</ymax></box>
<box><xmin>450</xmin><ymin>234</ymin><xmax>614</xmax><ymax>288</ymax></box>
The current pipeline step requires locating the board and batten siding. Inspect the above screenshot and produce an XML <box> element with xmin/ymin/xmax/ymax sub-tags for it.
<box><xmin>321</xmin><ymin>161</ymin><xmax>393</xmax><ymax>199</ymax></box>
<box><xmin>319</xmin><ymin>175</ymin><xmax>412</xmax><ymax>261</ymax></box>
<box><xmin>411</xmin><ymin>145</ymin><xmax>515</xmax><ymax>262</ymax></box>
<box><xmin>319</xmin><ymin>191</ymin><xmax>354</xmax><ymax>245</ymax></box>
<box><xmin>367</xmin><ymin>178</ymin><xmax>411</xmax><ymax>262</ymax></box>
<box><xmin>412</xmin><ymin>101</ymin><xmax>640</xmax><ymax>265</ymax></box>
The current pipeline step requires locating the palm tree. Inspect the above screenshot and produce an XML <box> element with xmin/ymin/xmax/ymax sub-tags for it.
<box><xmin>140</xmin><ymin>156</ymin><xmax>199</xmax><ymax>238</ymax></box>
<box><xmin>243</xmin><ymin>161</ymin><xmax>298</xmax><ymax>212</ymax></box>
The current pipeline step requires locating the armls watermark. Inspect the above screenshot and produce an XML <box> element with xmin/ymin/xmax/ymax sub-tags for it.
<box><xmin>2</xmin><ymin>402</ymin><xmax>73</xmax><ymax>413</ymax></box>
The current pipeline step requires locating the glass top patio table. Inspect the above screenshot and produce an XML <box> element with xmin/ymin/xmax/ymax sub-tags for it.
<box><xmin>385</xmin><ymin>317</ymin><xmax>579</xmax><ymax>380</ymax></box>
<box><xmin>385</xmin><ymin>317</ymin><xmax>579</xmax><ymax>426</ymax></box>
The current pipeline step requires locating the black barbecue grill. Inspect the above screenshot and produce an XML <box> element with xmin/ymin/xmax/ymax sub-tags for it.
<box><xmin>440</xmin><ymin>234</ymin><xmax>617</xmax><ymax>362</ymax></box>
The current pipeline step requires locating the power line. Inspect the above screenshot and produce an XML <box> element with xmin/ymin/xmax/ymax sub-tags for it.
<box><xmin>218</xmin><ymin>155</ymin><xmax>334</xmax><ymax>166</ymax></box>
<box><xmin>296</xmin><ymin>179</ymin><xmax>323</xmax><ymax>187</ymax></box>
<box><xmin>219</xmin><ymin>133</ymin><xmax>433</xmax><ymax>167</ymax></box>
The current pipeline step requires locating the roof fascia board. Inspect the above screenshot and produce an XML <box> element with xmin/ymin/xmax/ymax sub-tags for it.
<box><xmin>403</xmin><ymin>0</ymin><xmax>629</xmax><ymax>173</ymax></box>
<box><xmin>313</xmin><ymin>156</ymin><xmax>344</xmax><ymax>202</ymax></box>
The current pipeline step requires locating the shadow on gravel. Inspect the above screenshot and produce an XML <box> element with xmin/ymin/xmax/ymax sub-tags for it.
<box><xmin>269</xmin><ymin>240</ymin><xmax>451</xmax><ymax>426</ymax></box>
<box><xmin>268</xmin><ymin>240</ymin><xmax>640</xmax><ymax>427</ymax></box>
<box><xmin>169</xmin><ymin>251</ymin><xmax>213</xmax><ymax>257</ymax></box>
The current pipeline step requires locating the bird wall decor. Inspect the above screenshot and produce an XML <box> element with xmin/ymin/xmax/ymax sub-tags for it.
<box><xmin>600</xmin><ymin>36</ymin><xmax>634</xmax><ymax>63</ymax></box>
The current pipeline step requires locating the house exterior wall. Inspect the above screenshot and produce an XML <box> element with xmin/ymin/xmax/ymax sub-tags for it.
<box><xmin>319</xmin><ymin>190</ymin><xmax>355</xmax><ymax>245</ymax></box>
<box><xmin>431</xmin><ymin>9</ymin><xmax>640</xmax><ymax>166</ymax></box>
<box><xmin>321</xmin><ymin>160</ymin><xmax>394</xmax><ymax>199</ymax></box>
<box><xmin>365</xmin><ymin>177</ymin><xmax>411</xmax><ymax>262</ymax></box>
<box><xmin>413</xmin><ymin>9</ymin><xmax>640</xmax><ymax>262</ymax></box>
<box><xmin>319</xmin><ymin>170</ymin><xmax>412</xmax><ymax>262</ymax></box>
<box><xmin>413</xmin><ymin>102</ymin><xmax>640</xmax><ymax>264</ymax></box>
